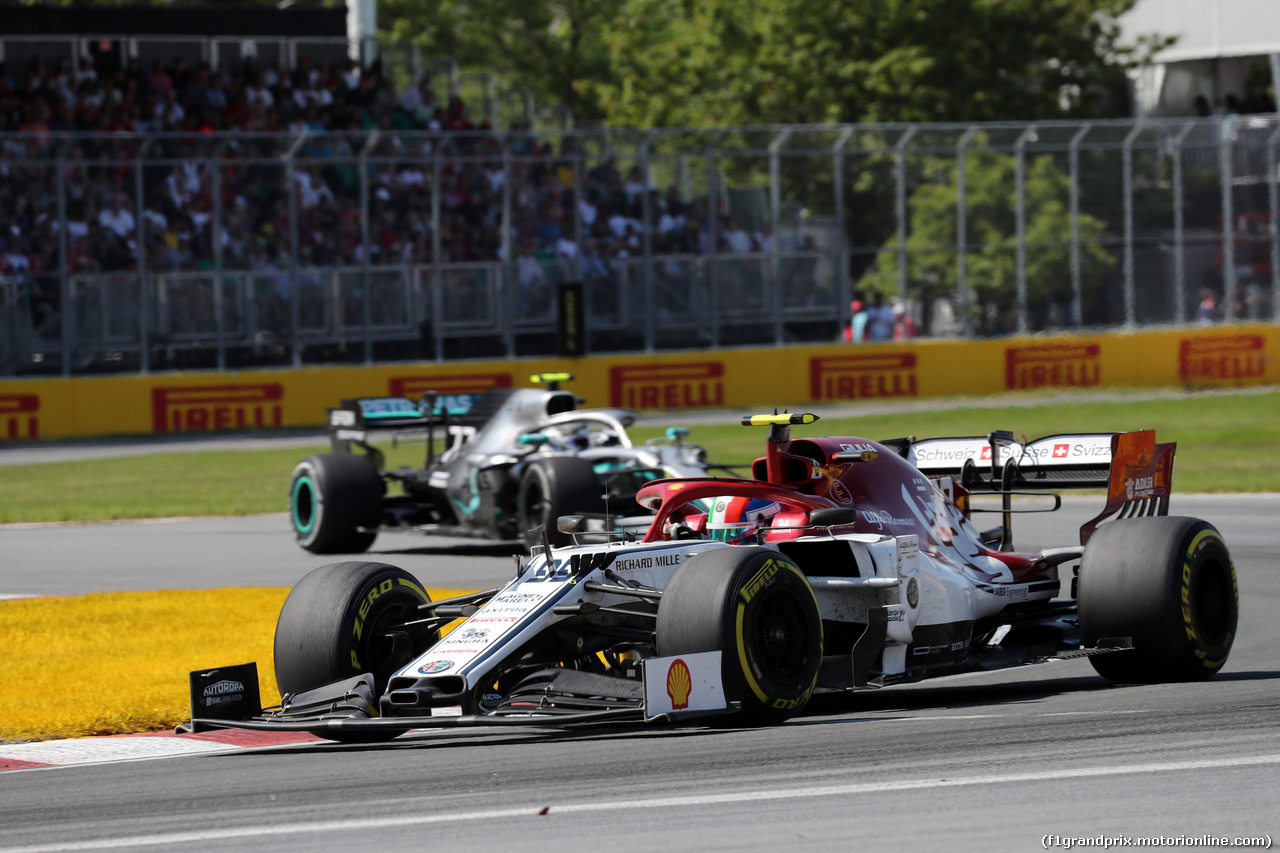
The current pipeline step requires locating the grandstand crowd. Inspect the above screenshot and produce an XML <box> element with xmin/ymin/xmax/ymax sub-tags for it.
<box><xmin>0</xmin><ymin>51</ymin><xmax>791</xmax><ymax>333</ymax></box>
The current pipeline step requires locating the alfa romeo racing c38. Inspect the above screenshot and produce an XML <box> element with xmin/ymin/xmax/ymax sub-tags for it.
<box><xmin>190</xmin><ymin>413</ymin><xmax>1237</xmax><ymax>740</ymax></box>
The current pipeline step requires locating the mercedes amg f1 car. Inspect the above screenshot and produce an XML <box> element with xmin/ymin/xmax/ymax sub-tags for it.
<box><xmin>195</xmin><ymin>413</ymin><xmax>1237</xmax><ymax>741</ymax></box>
<box><xmin>289</xmin><ymin>374</ymin><xmax>720</xmax><ymax>553</ymax></box>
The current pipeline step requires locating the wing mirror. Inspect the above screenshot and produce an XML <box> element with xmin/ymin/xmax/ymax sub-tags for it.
<box><xmin>556</xmin><ymin>515</ymin><xmax>586</xmax><ymax>533</ymax></box>
<box><xmin>809</xmin><ymin>507</ymin><xmax>858</xmax><ymax>527</ymax></box>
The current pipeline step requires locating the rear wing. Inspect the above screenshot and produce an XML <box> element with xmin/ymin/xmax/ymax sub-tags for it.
<box><xmin>899</xmin><ymin>432</ymin><xmax>1118</xmax><ymax>490</ymax></box>
<box><xmin>893</xmin><ymin>430</ymin><xmax>1175</xmax><ymax>546</ymax></box>
<box><xmin>327</xmin><ymin>395</ymin><xmax>480</xmax><ymax>446</ymax></box>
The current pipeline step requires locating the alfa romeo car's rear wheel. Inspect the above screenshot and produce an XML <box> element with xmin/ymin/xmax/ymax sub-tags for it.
<box><xmin>290</xmin><ymin>454</ymin><xmax>384</xmax><ymax>554</ymax></box>
<box><xmin>656</xmin><ymin>547</ymin><xmax>822</xmax><ymax>725</ymax></box>
<box><xmin>516</xmin><ymin>456</ymin><xmax>603</xmax><ymax>550</ymax></box>
<box><xmin>1078</xmin><ymin>516</ymin><xmax>1237</xmax><ymax>683</ymax></box>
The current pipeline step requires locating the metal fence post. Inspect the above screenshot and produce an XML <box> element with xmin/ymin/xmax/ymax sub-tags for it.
<box><xmin>572</xmin><ymin>132</ymin><xmax>590</xmax><ymax>353</ymax></box>
<box><xmin>56</xmin><ymin>143</ymin><xmax>71</xmax><ymax>376</ymax></box>
<box><xmin>359</xmin><ymin>131</ymin><xmax>379</xmax><ymax>364</ymax></box>
<box><xmin>832</xmin><ymin>128</ymin><xmax>853</xmax><ymax>335</ymax></box>
<box><xmin>431</xmin><ymin>139</ymin><xmax>445</xmax><ymax>362</ymax></box>
<box><xmin>769</xmin><ymin>128</ymin><xmax>791</xmax><ymax>345</ymax></box>
<box><xmin>285</xmin><ymin>131</ymin><xmax>307</xmax><ymax>367</ymax></box>
<box><xmin>1014</xmin><ymin>126</ymin><xmax>1033</xmax><ymax>335</ymax></box>
<box><xmin>894</xmin><ymin>127</ymin><xmax>917</xmax><ymax>307</ymax></box>
<box><xmin>706</xmin><ymin>142</ymin><xmax>721</xmax><ymax>348</ymax></box>
<box><xmin>1069</xmin><ymin>124</ymin><xmax>1091</xmax><ymax>329</ymax></box>
<box><xmin>1122</xmin><ymin>122</ymin><xmax>1143</xmax><ymax>329</ymax></box>
<box><xmin>4</xmin><ymin>278</ymin><xmax>15</xmax><ymax>376</ymax></box>
<box><xmin>1171</xmin><ymin>122</ymin><xmax>1195</xmax><ymax>323</ymax></box>
<box><xmin>502</xmin><ymin>140</ymin><xmax>515</xmax><ymax>358</ymax></box>
<box><xmin>211</xmin><ymin>141</ymin><xmax>227</xmax><ymax>370</ymax></box>
<box><xmin>136</xmin><ymin>140</ymin><xmax>151</xmax><ymax>372</ymax></box>
<box><xmin>955</xmin><ymin>126</ymin><xmax>978</xmax><ymax>337</ymax></box>
<box><xmin>1269</xmin><ymin>121</ymin><xmax>1280</xmax><ymax>321</ymax></box>
<box><xmin>1219</xmin><ymin>116</ymin><xmax>1237</xmax><ymax>322</ymax></box>
<box><xmin>640</xmin><ymin>135</ymin><xmax>656</xmax><ymax>353</ymax></box>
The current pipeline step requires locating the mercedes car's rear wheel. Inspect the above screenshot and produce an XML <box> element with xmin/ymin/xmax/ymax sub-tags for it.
<box><xmin>516</xmin><ymin>456</ymin><xmax>603</xmax><ymax>550</ymax></box>
<box><xmin>290</xmin><ymin>454</ymin><xmax>383</xmax><ymax>554</ymax></box>
<box><xmin>656</xmin><ymin>547</ymin><xmax>822</xmax><ymax>726</ymax></box>
<box><xmin>1078</xmin><ymin>516</ymin><xmax>1237</xmax><ymax>683</ymax></box>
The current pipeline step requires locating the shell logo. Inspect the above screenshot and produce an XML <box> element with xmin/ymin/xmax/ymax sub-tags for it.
<box><xmin>666</xmin><ymin>659</ymin><xmax>692</xmax><ymax>710</ymax></box>
<box><xmin>667</xmin><ymin>483</ymin><xmax>687</xmax><ymax>491</ymax></box>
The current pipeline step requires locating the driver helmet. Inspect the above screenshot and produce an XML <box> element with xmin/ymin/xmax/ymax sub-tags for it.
<box><xmin>565</xmin><ymin>424</ymin><xmax>593</xmax><ymax>450</ymax></box>
<box><xmin>706</xmin><ymin>496</ymin><xmax>782</xmax><ymax>545</ymax></box>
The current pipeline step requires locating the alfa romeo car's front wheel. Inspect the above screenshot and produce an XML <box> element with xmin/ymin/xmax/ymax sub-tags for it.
<box><xmin>1078</xmin><ymin>516</ymin><xmax>1237</xmax><ymax>683</ymax></box>
<box><xmin>656</xmin><ymin>547</ymin><xmax>822</xmax><ymax>725</ymax></box>
<box><xmin>290</xmin><ymin>454</ymin><xmax>384</xmax><ymax>554</ymax></box>
<box><xmin>273</xmin><ymin>561</ymin><xmax>436</xmax><ymax>697</ymax></box>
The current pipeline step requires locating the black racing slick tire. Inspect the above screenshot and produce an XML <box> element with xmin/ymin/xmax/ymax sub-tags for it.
<box><xmin>516</xmin><ymin>456</ymin><xmax>603</xmax><ymax>550</ymax></box>
<box><xmin>656</xmin><ymin>547</ymin><xmax>822</xmax><ymax>726</ymax></box>
<box><xmin>274</xmin><ymin>562</ymin><xmax>435</xmax><ymax>698</ymax></box>
<box><xmin>1078</xmin><ymin>516</ymin><xmax>1238</xmax><ymax>683</ymax></box>
<box><xmin>290</xmin><ymin>454</ymin><xmax>384</xmax><ymax>554</ymax></box>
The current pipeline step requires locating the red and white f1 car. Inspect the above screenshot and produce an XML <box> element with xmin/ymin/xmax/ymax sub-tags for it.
<box><xmin>190</xmin><ymin>413</ymin><xmax>1238</xmax><ymax>740</ymax></box>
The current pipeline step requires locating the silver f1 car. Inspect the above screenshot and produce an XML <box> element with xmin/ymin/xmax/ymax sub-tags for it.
<box><xmin>289</xmin><ymin>373</ymin><xmax>718</xmax><ymax>553</ymax></box>
<box><xmin>194</xmin><ymin>413</ymin><xmax>1237</xmax><ymax>740</ymax></box>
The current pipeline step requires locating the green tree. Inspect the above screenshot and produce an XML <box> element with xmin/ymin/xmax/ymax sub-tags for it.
<box><xmin>857</xmin><ymin>146</ymin><xmax>1115</xmax><ymax>335</ymax></box>
<box><xmin>590</xmin><ymin>0</ymin><xmax>1157</xmax><ymax>128</ymax></box>
<box><xmin>378</xmin><ymin>0</ymin><xmax>1167</xmax><ymax>128</ymax></box>
<box><xmin>380</xmin><ymin>0</ymin><xmax>618</xmax><ymax>122</ymax></box>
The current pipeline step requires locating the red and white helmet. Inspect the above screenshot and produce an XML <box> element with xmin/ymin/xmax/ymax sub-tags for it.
<box><xmin>706</xmin><ymin>496</ymin><xmax>782</xmax><ymax>544</ymax></box>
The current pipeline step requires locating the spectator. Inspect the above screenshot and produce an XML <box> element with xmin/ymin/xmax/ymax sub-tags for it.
<box><xmin>147</xmin><ymin>60</ymin><xmax>173</xmax><ymax>96</ymax></box>
<box><xmin>720</xmin><ymin>216</ymin><xmax>751</xmax><ymax>252</ymax></box>
<box><xmin>842</xmin><ymin>291</ymin><xmax>868</xmax><ymax>343</ymax></box>
<box><xmin>864</xmin><ymin>291</ymin><xmax>896</xmax><ymax>341</ymax></box>
<box><xmin>622</xmin><ymin>165</ymin><xmax>655</xmax><ymax>205</ymax></box>
<box><xmin>98</xmin><ymin>193</ymin><xmax>135</xmax><ymax>241</ymax></box>
<box><xmin>246</xmin><ymin>74</ymin><xmax>274</xmax><ymax>111</ymax></box>
<box><xmin>783</xmin><ymin>234</ymin><xmax>820</xmax><ymax>306</ymax></box>
<box><xmin>580</xmin><ymin>237</ymin><xmax>610</xmax><ymax>283</ymax></box>
<box><xmin>74</xmin><ymin>58</ymin><xmax>97</xmax><ymax>89</ymax></box>
<box><xmin>892</xmin><ymin>303</ymin><xmax>917</xmax><ymax>340</ymax></box>
<box><xmin>153</xmin><ymin>89</ymin><xmax>185</xmax><ymax>130</ymax></box>
<box><xmin>515</xmin><ymin>237</ymin><xmax>548</xmax><ymax>314</ymax></box>
<box><xmin>1196</xmin><ymin>288</ymin><xmax>1220</xmax><ymax>324</ymax></box>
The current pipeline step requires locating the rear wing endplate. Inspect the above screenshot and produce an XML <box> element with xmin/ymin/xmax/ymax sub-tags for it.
<box><xmin>1079</xmin><ymin>430</ymin><xmax>1176</xmax><ymax>544</ymax></box>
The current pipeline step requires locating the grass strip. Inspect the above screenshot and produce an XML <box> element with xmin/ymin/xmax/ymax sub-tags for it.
<box><xmin>6</xmin><ymin>389</ymin><xmax>1276</xmax><ymax>525</ymax></box>
<box><xmin>0</xmin><ymin>586</ymin><xmax>472</xmax><ymax>744</ymax></box>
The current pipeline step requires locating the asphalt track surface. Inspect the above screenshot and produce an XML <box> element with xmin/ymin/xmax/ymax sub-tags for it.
<box><xmin>2</xmin><ymin>494</ymin><xmax>1278</xmax><ymax>852</ymax></box>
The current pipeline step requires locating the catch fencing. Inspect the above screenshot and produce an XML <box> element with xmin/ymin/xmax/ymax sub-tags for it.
<box><xmin>2</xmin><ymin>116</ymin><xmax>1278</xmax><ymax>376</ymax></box>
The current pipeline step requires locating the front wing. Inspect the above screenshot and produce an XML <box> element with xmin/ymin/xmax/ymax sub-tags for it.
<box><xmin>186</xmin><ymin>652</ymin><xmax>731</xmax><ymax>737</ymax></box>
<box><xmin>185</xmin><ymin>637</ymin><xmax>1134</xmax><ymax>740</ymax></box>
